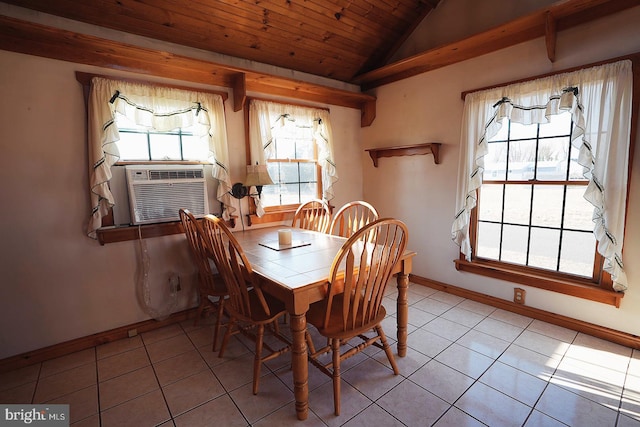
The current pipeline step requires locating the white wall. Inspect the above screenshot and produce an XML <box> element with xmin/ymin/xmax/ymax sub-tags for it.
<box><xmin>0</xmin><ymin>49</ymin><xmax>363</xmax><ymax>359</ymax></box>
<box><xmin>363</xmin><ymin>7</ymin><xmax>640</xmax><ymax>336</ymax></box>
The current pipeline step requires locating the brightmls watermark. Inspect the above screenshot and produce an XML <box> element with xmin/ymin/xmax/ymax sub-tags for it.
<box><xmin>0</xmin><ymin>405</ymin><xmax>69</xmax><ymax>426</ymax></box>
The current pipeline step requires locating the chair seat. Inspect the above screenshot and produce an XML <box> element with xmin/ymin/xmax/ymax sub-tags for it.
<box><xmin>307</xmin><ymin>293</ymin><xmax>387</xmax><ymax>339</ymax></box>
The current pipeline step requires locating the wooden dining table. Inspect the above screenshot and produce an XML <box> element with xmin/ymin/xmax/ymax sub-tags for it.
<box><xmin>232</xmin><ymin>225</ymin><xmax>416</xmax><ymax>421</ymax></box>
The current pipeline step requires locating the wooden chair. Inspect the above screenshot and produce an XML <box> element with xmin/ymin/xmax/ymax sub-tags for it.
<box><xmin>201</xmin><ymin>214</ymin><xmax>291</xmax><ymax>395</ymax></box>
<box><xmin>305</xmin><ymin>218</ymin><xmax>408</xmax><ymax>415</ymax></box>
<box><xmin>329</xmin><ymin>201</ymin><xmax>379</xmax><ymax>238</ymax></box>
<box><xmin>179</xmin><ymin>209</ymin><xmax>228</xmax><ymax>351</ymax></box>
<box><xmin>292</xmin><ymin>199</ymin><xmax>331</xmax><ymax>233</ymax></box>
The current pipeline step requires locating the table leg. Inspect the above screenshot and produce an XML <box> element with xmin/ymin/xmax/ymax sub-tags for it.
<box><xmin>290</xmin><ymin>313</ymin><xmax>309</xmax><ymax>420</ymax></box>
<box><xmin>396</xmin><ymin>272</ymin><xmax>409</xmax><ymax>357</ymax></box>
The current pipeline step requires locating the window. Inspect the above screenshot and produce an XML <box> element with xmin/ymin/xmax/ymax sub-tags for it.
<box><xmin>477</xmin><ymin>112</ymin><xmax>597</xmax><ymax>279</ymax></box>
<box><xmin>247</xmin><ymin>99</ymin><xmax>337</xmax><ymax>216</ymax></box>
<box><xmin>260</xmin><ymin>115</ymin><xmax>321</xmax><ymax>208</ymax></box>
<box><xmin>84</xmin><ymin>75</ymin><xmax>232</xmax><ymax>239</ymax></box>
<box><xmin>115</xmin><ymin>112</ymin><xmax>207</xmax><ymax>162</ymax></box>
<box><xmin>452</xmin><ymin>59</ymin><xmax>634</xmax><ymax>305</ymax></box>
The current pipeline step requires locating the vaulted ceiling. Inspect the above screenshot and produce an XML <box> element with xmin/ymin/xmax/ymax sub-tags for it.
<box><xmin>0</xmin><ymin>0</ymin><xmax>442</xmax><ymax>83</ymax></box>
<box><xmin>0</xmin><ymin>0</ymin><xmax>637</xmax><ymax>124</ymax></box>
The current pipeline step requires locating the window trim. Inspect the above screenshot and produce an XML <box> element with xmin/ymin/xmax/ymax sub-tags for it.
<box><xmin>455</xmin><ymin>53</ymin><xmax>639</xmax><ymax>306</ymax></box>
<box><xmin>244</xmin><ymin>97</ymin><xmax>328</xmax><ymax>218</ymax></box>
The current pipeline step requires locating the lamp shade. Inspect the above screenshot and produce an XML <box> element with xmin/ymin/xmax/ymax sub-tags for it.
<box><xmin>244</xmin><ymin>164</ymin><xmax>274</xmax><ymax>187</ymax></box>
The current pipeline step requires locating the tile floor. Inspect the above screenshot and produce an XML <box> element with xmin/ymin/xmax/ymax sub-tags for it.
<box><xmin>2</xmin><ymin>283</ymin><xmax>640</xmax><ymax>426</ymax></box>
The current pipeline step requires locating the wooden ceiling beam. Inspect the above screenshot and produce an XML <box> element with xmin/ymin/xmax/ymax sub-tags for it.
<box><xmin>355</xmin><ymin>0</ymin><xmax>639</xmax><ymax>89</ymax></box>
<box><xmin>0</xmin><ymin>15</ymin><xmax>376</xmax><ymax>126</ymax></box>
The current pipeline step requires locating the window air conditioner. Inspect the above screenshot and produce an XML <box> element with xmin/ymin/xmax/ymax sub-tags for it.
<box><xmin>125</xmin><ymin>165</ymin><xmax>209</xmax><ymax>225</ymax></box>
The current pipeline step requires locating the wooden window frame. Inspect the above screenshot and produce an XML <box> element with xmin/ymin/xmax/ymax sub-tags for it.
<box><xmin>244</xmin><ymin>97</ymin><xmax>327</xmax><ymax>225</ymax></box>
<box><xmin>454</xmin><ymin>54</ymin><xmax>639</xmax><ymax>307</ymax></box>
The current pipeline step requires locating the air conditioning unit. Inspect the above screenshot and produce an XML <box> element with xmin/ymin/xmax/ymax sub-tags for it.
<box><xmin>125</xmin><ymin>165</ymin><xmax>209</xmax><ymax>225</ymax></box>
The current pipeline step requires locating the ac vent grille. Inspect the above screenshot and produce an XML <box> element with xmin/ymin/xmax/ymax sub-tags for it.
<box><xmin>125</xmin><ymin>165</ymin><xmax>209</xmax><ymax>225</ymax></box>
<box><xmin>149</xmin><ymin>169</ymin><xmax>204</xmax><ymax>180</ymax></box>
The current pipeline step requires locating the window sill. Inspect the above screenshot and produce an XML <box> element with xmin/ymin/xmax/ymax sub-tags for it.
<box><xmin>454</xmin><ymin>258</ymin><xmax>623</xmax><ymax>307</ymax></box>
<box><xmin>97</xmin><ymin>222</ymin><xmax>185</xmax><ymax>245</ymax></box>
<box><xmin>246</xmin><ymin>210</ymin><xmax>296</xmax><ymax>226</ymax></box>
<box><xmin>96</xmin><ymin>216</ymin><xmax>235</xmax><ymax>244</ymax></box>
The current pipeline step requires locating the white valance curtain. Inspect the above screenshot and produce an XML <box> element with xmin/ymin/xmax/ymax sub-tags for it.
<box><xmin>86</xmin><ymin>77</ymin><xmax>232</xmax><ymax>238</ymax></box>
<box><xmin>452</xmin><ymin>60</ymin><xmax>633</xmax><ymax>291</ymax></box>
<box><xmin>248</xmin><ymin>99</ymin><xmax>338</xmax><ymax>214</ymax></box>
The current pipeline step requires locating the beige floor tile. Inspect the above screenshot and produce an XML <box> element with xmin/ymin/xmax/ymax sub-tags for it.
<box><xmin>377</xmin><ymin>379</ymin><xmax>449</xmax><ymax>427</ymax></box>
<box><xmin>435</xmin><ymin>343</ymin><xmax>494</xmax><ymax>379</ymax></box>
<box><xmin>145</xmin><ymin>333</ymin><xmax>195</xmax><ymax>363</ymax></box>
<box><xmin>163</xmin><ymin>369</ymin><xmax>225</xmax><ymax>417</ymax></box>
<box><xmin>479</xmin><ymin>361</ymin><xmax>547</xmax><ymax>407</ymax></box>
<box><xmin>253</xmin><ymin>401</ymin><xmax>326</xmax><ymax>426</ymax></box>
<box><xmin>0</xmin><ymin>381</ymin><xmax>36</xmax><ymax>403</ymax></box>
<box><xmin>173</xmin><ymin>394</ymin><xmax>247</xmax><ymax>427</ymax></box>
<box><xmin>96</xmin><ymin>335</ymin><xmax>143</xmax><ymax>360</ymax></box>
<box><xmin>101</xmin><ymin>389</ymin><xmax>170</xmax><ymax>427</ymax></box>
<box><xmin>141</xmin><ymin>324</ymin><xmax>185</xmax><ymax>345</ymax></box>
<box><xmin>40</xmin><ymin>349</ymin><xmax>96</xmax><ymax>378</ymax></box>
<box><xmin>153</xmin><ymin>349</ymin><xmax>209</xmax><ymax>386</ymax></box>
<box><xmin>48</xmin><ymin>384</ymin><xmax>98</xmax><ymax>424</ymax></box>
<box><xmin>0</xmin><ymin>364</ymin><xmax>40</xmax><ymax>392</ymax></box>
<box><xmin>230</xmin><ymin>374</ymin><xmax>294</xmax><ymax>424</ymax></box>
<box><xmin>99</xmin><ymin>366</ymin><xmax>158</xmax><ymax>410</ymax></box>
<box><xmin>535</xmin><ymin>383</ymin><xmax>619</xmax><ymax>426</ymax></box>
<box><xmin>433</xmin><ymin>406</ymin><xmax>486</xmax><ymax>427</ymax></box>
<box><xmin>341</xmin><ymin>358</ymin><xmax>403</xmax><ymax>401</ymax></box>
<box><xmin>456</xmin><ymin>381</ymin><xmax>532</xmax><ymax>426</ymax></box>
<box><xmin>341</xmin><ymin>403</ymin><xmax>404</xmax><ymax>427</ymax></box>
<box><xmin>71</xmin><ymin>413</ymin><xmax>100</xmax><ymax>427</ymax></box>
<box><xmin>409</xmin><ymin>359</ymin><xmax>474</xmax><ymax>404</ymax></box>
<box><xmin>97</xmin><ymin>346</ymin><xmax>150</xmax><ymax>382</ymax></box>
<box><xmin>33</xmin><ymin>363</ymin><xmax>96</xmax><ymax>403</ymax></box>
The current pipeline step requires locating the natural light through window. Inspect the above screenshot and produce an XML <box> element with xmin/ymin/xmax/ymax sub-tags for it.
<box><xmin>260</xmin><ymin>116</ymin><xmax>320</xmax><ymax>208</ymax></box>
<box><xmin>115</xmin><ymin>112</ymin><xmax>207</xmax><ymax>162</ymax></box>
<box><xmin>476</xmin><ymin>112</ymin><xmax>596</xmax><ymax>278</ymax></box>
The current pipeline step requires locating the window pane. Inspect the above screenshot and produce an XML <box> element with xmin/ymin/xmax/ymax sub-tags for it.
<box><xmin>508</xmin><ymin>139</ymin><xmax>536</xmax><ymax>180</ymax></box>
<box><xmin>299</xmin><ymin>163</ymin><xmax>316</xmax><ymax>183</ymax></box>
<box><xmin>489</xmin><ymin>120</ymin><xmax>509</xmax><ymax>142</ymax></box>
<box><xmin>279</xmin><ymin>183</ymin><xmax>301</xmax><ymax>205</ymax></box>
<box><xmin>279</xmin><ymin>162</ymin><xmax>300</xmax><ymax>183</ymax></box>
<box><xmin>117</xmin><ymin>132</ymin><xmax>149</xmax><ymax>160</ymax></box>
<box><xmin>501</xmin><ymin>224</ymin><xmax>528</xmax><ymax>265</ymax></box>
<box><xmin>539</xmin><ymin>112</ymin><xmax>571</xmax><ymax>138</ymax></box>
<box><xmin>274</xmin><ymin>137</ymin><xmax>296</xmax><ymax>159</ymax></box>
<box><xmin>478</xmin><ymin>184</ymin><xmax>503</xmax><ymax>222</ymax></box>
<box><xmin>476</xmin><ymin>222</ymin><xmax>500</xmax><ymax>260</ymax></box>
<box><xmin>503</xmin><ymin>184</ymin><xmax>531</xmax><ymax>225</ymax></box>
<box><xmin>296</xmin><ymin>139</ymin><xmax>315</xmax><ymax>159</ymax></box>
<box><xmin>536</xmin><ymin>137</ymin><xmax>570</xmax><ymax>180</ymax></box>
<box><xmin>149</xmin><ymin>133</ymin><xmax>181</xmax><ymax>160</ymax></box>
<box><xmin>564</xmin><ymin>186</ymin><xmax>593</xmax><ymax>231</ymax></box>
<box><xmin>510</xmin><ymin>121</ymin><xmax>538</xmax><ymax>139</ymax></box>
<box><xmin>531</xmin><ymin>185</ymin><xmax>563</xmax><ymax>228</ymax></box>
<box><xmin>181</xmin><ymin>134</ymin><xmax>207</xmax><ymax>160</ymax></box>
<box><xmin>560</xmin><ymin>231</ymin><xmax>596</xmax><ymax>277</ymax></box>
<box><xmin>484</xmin><ymin>141</ymin><xmax>507</xmax><ymax>180</ymax></box>
<box><xmin>299</xmin><ymin>182</ymin><xmax>317</xmax><ymax>201</ymax></box>
<box><xmin>529</xmin><ymin>227</ymin><xmax>560</xmax><ymax>271</ymax></box>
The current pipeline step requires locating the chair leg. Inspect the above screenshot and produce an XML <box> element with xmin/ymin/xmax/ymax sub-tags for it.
<box><xmin>211</xmin><ymin>298</ymin><xmax>225</xmax><ymax>352</ymax></box>
<box><xmin>218</xmin><ymin>316</ymin><xmax>235</xmax><ymax>357</ymax></box>
<box><xmin>376</xmin><ymin>325</ymin><xmax>399</xmax><ymax>375</ymax></box>
<box><xmin>253</xmin><ymin>324</ymin><xmax>265</xmax><ymax>395</ymax></box>
<box><xmin>331</xmin><ymin>338</ymin><xmax>341</xmax><ymax>416</ymax></box>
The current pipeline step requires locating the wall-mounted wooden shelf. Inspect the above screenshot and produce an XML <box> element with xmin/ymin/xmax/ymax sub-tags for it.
<box><xmin>365</xmin><ymin>143</ymin><xmax>441</xmax><ymax>167</ymax></box>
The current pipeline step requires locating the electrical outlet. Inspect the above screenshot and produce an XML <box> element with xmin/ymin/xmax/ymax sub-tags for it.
<box><xmin>514</xmin><ymin>288</ymin><xmax>526</xmax><ymax>304</ymax></box>
<box><xmin>128</xmin><ymin>328</ymin><xmax>138</xmax><ymax>338</ymax></box>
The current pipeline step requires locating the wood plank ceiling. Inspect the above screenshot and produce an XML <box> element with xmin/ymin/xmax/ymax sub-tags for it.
<box><xmin>1</xmin><ymin>0</ymin><xmax>441</xmax><ymax>83</ymax></box>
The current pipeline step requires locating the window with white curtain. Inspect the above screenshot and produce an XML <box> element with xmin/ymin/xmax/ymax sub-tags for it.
<box><xmin>86</xmin><ymin>76</ymin><xmax>232</xmax><ymax>238</ymax></box>
<box><xmin>452</xmin><ymin>59</ymin><xmax>634</xmax><ymax>301</ymax></box>
<box><xmin>248</xmin><ymin>99</ymin><xmax>338</xmax><ymax>216</ymax></box>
